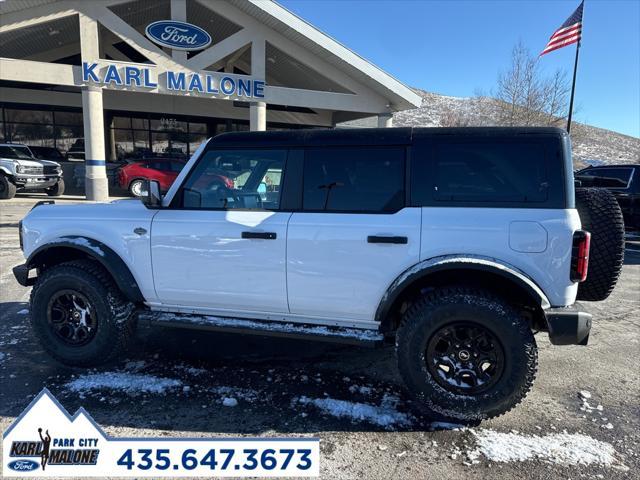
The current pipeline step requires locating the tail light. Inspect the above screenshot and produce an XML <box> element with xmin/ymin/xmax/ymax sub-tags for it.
<box><xmin>571</xmin><ymin>230</ymin><xmax>591</xmax><ymax>282</ymax></box>
<box><xmin>224</xmin><ymin>176</ymin><xmax>234</xmax><ymax>189</ymax></box>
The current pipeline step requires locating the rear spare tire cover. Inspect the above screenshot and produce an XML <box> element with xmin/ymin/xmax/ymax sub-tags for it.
<box><xmin>575</xmin><ymin>187</ymin><xmax>625</xmax><ymax>301</ymax></box>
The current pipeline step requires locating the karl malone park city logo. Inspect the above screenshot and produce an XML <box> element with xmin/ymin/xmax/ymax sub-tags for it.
<box><xmin>145</xmin><ymin>20</ymin><xmax>212</xmax><ymax>51</ymax></box>
<box><xmin>3</xmin><ymin>389</ymin><xmax>102</xmax><ymax>476</ymax></box>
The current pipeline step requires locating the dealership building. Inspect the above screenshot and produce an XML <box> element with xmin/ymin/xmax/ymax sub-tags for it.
<box><xmin>0</xmin><ymin>0</ymin><xmax>421</xmax><ymax>200</ymax></box>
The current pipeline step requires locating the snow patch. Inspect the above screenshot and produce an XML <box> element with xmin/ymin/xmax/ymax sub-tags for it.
<box><xmin>211</xmin><ymin>386</ymin><xmax>259</xmax><ymax>402</ymax></box>
<box><xmin>294</xmin><ymin>395</ymin><xmax>412</xmax><ymax>429</ymax></box>
<box><xmin>469</xmin><ymin>429</ymin><xmax>621</xmax><ymax>466</ymax></box>
<box><xmin>222</xmin><ymin>397</ymin><xmax>238</xmax><ymax>407</ymax></box>
<box><xmin>66</xmin><ymin>372</ymin><xmax>182</xmax><ymax>395</ymax></box>
<box><xmin>59</xmin><ymin>237</ymin><xmax>105</xmax><ymax>256</ymax></box>
<box><xmin>348</xmin><ymin>385</ymin><xmax>373</xmax><ymax>396</ymax></box>
<box><xmin>152</xmin><ymin>312</ymin><xmax>383</xmax><ymax>341</ymax></box>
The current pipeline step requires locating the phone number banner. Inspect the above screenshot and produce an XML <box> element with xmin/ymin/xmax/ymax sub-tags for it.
<box><xmin>3</xmin><ymin>389</ymin><xmax>319</xmax><ymax>477</ymax></box>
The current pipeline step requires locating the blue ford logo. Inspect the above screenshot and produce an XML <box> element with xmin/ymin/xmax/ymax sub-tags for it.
<box><xmin>8</xmin><ymin>459</ymin><xmax>39</xmax><ymax>472</ymax></box>
<box><xmin>145</xmin><ymin>20</ymin><xmax>212</xmax><ymax>51</ymax></box>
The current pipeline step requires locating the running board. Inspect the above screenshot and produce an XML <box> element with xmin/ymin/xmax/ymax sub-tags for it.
<box><xmin>138</xmin><ymin>312</ymin><xmax>386</xmax><ymax>347</ymax></box>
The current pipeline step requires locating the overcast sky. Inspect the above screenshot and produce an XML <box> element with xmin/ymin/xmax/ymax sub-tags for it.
<box><xmin>279</xmin><ymin>0</ymin><xmax>640</xmax><ymax>138</ymax></box>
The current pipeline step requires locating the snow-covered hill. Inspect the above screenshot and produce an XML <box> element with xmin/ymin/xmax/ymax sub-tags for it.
<box><xmin>342</xmin><ymin>89</ymin><xmax>639</xmax><ymax>167</ymax></box>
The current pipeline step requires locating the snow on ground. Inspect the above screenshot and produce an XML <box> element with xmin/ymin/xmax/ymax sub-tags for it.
<box><xmin>210</xmin><ymin>386</ymin><xmax>259</xmax><ymax>403</ymax></box>
<box><xmin>65</xmin><ymin>372</ymin><xmax>182</xmax><ymax>395</ymax></box>
<box><xmin>173</xmin><ymin>364</ymin><xmax>209</xmax><ymax>377</ymax></box>
<box><xmin>348</xmin><ymin>384</ymin><xmax>373</xmax><ymax>396</ymax></box>
<box><xmin>222</xmin><ymin>397</ymin><xmax>238</xmax><ymax>407</ymax></box>
<box><xmin>467</xmin><ymin>429</ymin><xmax>621</xmax><ymax>467</ymax></box>
<box><xmin>294</xmin><ymin>394</ymin><xmax>413</xmax><ymax>429</ymax></box>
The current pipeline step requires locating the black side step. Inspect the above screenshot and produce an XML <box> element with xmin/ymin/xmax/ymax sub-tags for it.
<box><xmin>138</xmin><ymin>312</ymin><xmax>385</xmax><ymax>347</ymax></box>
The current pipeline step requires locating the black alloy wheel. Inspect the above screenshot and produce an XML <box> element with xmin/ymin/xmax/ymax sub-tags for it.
<box><xmin>426</xmin><ymin>322</ymin><xmax>504</xmax><ymax>395</ymax></box>
<box><xmin>46</xmin><ymin>289</ymin><xmax>98</xmax><ymax>346</ymax></box>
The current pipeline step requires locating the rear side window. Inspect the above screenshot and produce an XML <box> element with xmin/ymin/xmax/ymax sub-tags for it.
<box><xmin>411</xmin><ymin>138</ymin><xmax>562</xmax><ymax>207</ymax></box>
<box><xmin>303</xmin><ymin>147</ymin><xmax>405</xmax><ymax>212</ymax></box>
<box><xmin>434</xmin><ymin>142</ymin><xmax>548</xmax><ymax>202</ymax></box>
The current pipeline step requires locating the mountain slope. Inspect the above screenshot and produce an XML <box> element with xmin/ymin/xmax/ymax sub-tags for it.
<box><xmin>342</xmin><ymin>89</ymin><xmax>640</xmax><ymax>167</ymax></box>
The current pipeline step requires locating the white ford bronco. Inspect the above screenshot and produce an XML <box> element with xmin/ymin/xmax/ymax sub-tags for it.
<box><xmin>0</xmin><ymin>143</ymin><xmax>65</xmax><ymax>199</ymax></box>
<box><xmin>13</xmin><ymin>127</ymin><xmax>625</xmax><ymax>422</ymax></box>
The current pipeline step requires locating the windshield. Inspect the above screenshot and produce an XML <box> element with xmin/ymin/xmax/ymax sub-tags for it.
<box><xmin>0</xmin><ymin>146</ymin><xmax>34</xmax><ymax>160</ymax></box>
<box><xmin>32</xmin><ymin>147</ymin><xmax>63</xmax><ymax>160</ymax></box>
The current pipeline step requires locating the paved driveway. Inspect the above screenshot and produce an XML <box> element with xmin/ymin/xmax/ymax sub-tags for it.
<box><xmin>1</xmin><ymin>196</ymin><xmax>638</xmax><ymax>479</ymax></box>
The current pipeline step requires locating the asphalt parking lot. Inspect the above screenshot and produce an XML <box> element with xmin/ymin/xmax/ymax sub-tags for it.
<box><xmin>1</xmin><ymin>194</ymin><xmax>639</xmax><ymax>479</ymax></box>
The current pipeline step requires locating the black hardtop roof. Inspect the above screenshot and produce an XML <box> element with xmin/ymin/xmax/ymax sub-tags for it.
<box><xmin>209</xmin><ymin>126</ymin><xmax>568</xmax><ymax>148</ymax></box>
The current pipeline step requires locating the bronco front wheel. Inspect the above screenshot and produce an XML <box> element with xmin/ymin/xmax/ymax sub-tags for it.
<box><xmin>30</xmin><ymin>260</ymin><xmax>135</xmax><ymax>366</ymax></box>
<box><xmin>396</xmin><ymin>287</ymin><xmax>537</xmax><ymax>422</ymax></box>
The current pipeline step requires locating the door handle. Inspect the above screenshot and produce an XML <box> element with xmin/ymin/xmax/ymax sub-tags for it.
<box><xmin>241</xmin><ymin>231</ymin><xmax>277</xmax><ymax>240</ymax></box>
<box><xmin>367</xmin><ymin>235</ymin><xmax>408</xmax><ymax>244</ymax></box>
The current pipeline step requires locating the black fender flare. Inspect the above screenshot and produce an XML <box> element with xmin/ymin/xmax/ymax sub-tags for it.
<box><xmin>26</xmin><ymin>236</ymin><xmax>145</xmax><ymax>303</ymax></box>
<box><xmin>375</xmin><ymin>255</ymin><xmax>551</xmax><ymax>331</ymax></box>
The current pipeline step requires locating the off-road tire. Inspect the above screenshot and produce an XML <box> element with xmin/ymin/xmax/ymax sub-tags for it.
<box><xmin>30</xmin><ymin>259</ymin><xmax>135</xmax><ymax>366</ymax></box>
<box><xmin>0</xmin><ymin>174</ymin><xmax>17</xmax><ymax>199</ymax></box>
<box><xmin>396</xmin><ymin>287</ymin><xmax>537</xmax><ymax>422</ymax></box>
<box><xmin>45</xmin><ymin>178</ymin><xmax>65</xmax><ymax>197</ymax></box>
<box><xmin>575</xmin><ymin>187</ymin><xmax>625</xmax><ymax>301</ymax></box>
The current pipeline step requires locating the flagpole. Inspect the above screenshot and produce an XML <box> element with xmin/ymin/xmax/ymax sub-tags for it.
<box><xmin>566</xmin><ymin>39</ymin><xmax>581</xmax><ymax>134</ymax></box>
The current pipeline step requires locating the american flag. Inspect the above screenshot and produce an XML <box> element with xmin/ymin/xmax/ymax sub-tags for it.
<box><xmin>540</xmin><ymin>1</ymin><xmax>584</xmax><ymax>56</ymax></box>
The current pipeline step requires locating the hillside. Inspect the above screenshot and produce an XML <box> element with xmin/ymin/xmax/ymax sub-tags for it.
<box><xmin>342</xmin><ymin>89</ymin><xmax>640</xmax><ymax>168</ymax></box>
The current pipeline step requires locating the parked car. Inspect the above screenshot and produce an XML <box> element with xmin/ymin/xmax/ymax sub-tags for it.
<box><xmin>65</xmin><ymin>139</ymin><xmax>85</xmax><ymax>161</ymax></box>
<box><xmin>117</xmin><ymin>158</ymin><xmax>233</xmax><ymax>197</ymax></box>
<box><xmin>0</xmin><ymin>143</ymin><xmax>64</xmax><ymax>199</ymax></box>
<box><xmin>575</xmin><ymin>164</ymin><xmax>640</xmax><ymax>230</ymax></box>
<box><xmin>14</xmin><ymin>127</ymin><xmax>626</xmax><ymax>423</ymax></box>
<box><xmin>28</xmin><ymin>146</ymin><xmax>66</xmax><ymax>163</ymax></box>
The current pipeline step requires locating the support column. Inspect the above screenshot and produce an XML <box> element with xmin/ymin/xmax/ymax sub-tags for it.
<box><xmin>170</xmin><ymin>0</ymin><xmax>187</xmax><ymax>64</ymax></box>
<box><xmin>377</xmin><ymin>112</ymin><xmax>393</xmax><ymax>128</ymax></box>
<box><xmin>82</xmin><ymin>86</ymin><xmax>109</xmax><ymax>201</ymax></box>
<box><xmin>79</xmin><ymin>13</ymin><xmax>108</xmax><ymax>201</ymax></box>
<box><xmin>250</xmin><ymin>101</ymin><xmax>267</xmax><ymax>131</ymax></box>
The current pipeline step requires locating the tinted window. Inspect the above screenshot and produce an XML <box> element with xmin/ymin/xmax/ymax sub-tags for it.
<box><xmin>431</xmin><ymin>142</ymin><xmax>548</xmax><ymax>203</ymax></box>
<box><xmin>576</xmin><ymin>168</ymin><xmax>632</xmax><ymax>188</ymax></box>
<box><xmin>0</xmin><ymin>145</ymin><xmax>32</xmax><ymax>159</ymax></box>
<box><xmin>170</xmin><ymin>161</ymin><xmax>185</xmax><ymax>173</ymax></box>
<box><xmin>180</xmin><ymin>149</ymin><xmax>286</xmax><ymax>210</ymax></box>
<box><xmin>149</xmin><ymin>160</ymin><xmax>172</xmax><ymax>171</ymax></box>
<box><xmin>303</xmin><ymin>147</ymin><xmax>405</xmax><ymax>212</ymax></box>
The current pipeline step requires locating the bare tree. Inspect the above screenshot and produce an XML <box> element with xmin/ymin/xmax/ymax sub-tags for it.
<box><xmin>494</xmin><ymin>41</ymin><xmax>571</xmax><ymax>127</ymax></box>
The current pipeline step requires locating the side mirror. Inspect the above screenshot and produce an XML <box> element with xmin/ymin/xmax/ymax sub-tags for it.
<box><xmin>143</xmin><ymin>179</ymin><xmax>162</xmax><ymax>207</ymax></box>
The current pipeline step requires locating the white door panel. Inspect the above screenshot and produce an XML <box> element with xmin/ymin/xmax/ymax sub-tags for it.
<box><xmin>151</xmin><ymin>210</ymin><xmax>291</xmax><ymax>312</ymax></box>
<box><xmin>287</xmin><ymin>208</ymin><xmax>421</xmax><ymax>321</ymax></box>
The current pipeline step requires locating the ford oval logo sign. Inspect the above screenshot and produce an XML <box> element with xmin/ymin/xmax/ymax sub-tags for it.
<box><xmin>145</xmin><ymin>20</ymin><xmax>212</xmax><ymax>51</ymax></box>
<box><xmin>8</xmin><ymin>459</ymin><xmax>39</xmax><ymax>472</ymax></box>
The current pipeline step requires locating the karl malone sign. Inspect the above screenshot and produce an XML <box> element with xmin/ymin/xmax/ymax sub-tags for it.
<box><xmin>81</xmin><ymin>62</ymin><xmax>265</xmax><ymax>100</ymax></box>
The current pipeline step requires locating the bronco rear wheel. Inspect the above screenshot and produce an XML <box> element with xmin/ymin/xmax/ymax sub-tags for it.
<box><xmin>30</xmin><ymin>259</ymin><xmax>135</xmax><ymax>366</ymax></box>
<box><xmin>396</xmin><ymin>287</ymin><xmax>537</xmax><ymax>422</ymax></box>
<box><xmin>575</xmin><ymin>187</ymin><xmax>625</xmax><ymax>301</ymax></box>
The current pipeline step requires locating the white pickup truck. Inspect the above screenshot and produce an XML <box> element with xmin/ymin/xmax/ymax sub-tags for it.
<box><xmin>13</xmin><ymin>127</ymin><xmax>625</xmax><ymax>422</ymax></box>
